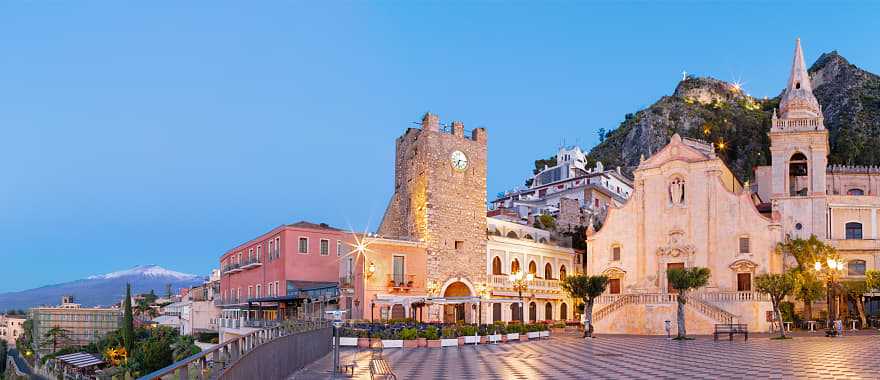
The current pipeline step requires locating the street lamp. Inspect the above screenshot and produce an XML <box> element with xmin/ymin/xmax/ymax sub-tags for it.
<box><xmin>475</xmin><ymin>283</ymin><xmax>491</xmax><ymax>325</ymax></box>
<box><xmin>509</xmin><ymin>271</ymin><xmax>533</xmax><ymax>323</ymax></box>
<box><xmin>814</xmin><ymin>257</ymin><xmax>845</xmax><ymax>336</ymax></box>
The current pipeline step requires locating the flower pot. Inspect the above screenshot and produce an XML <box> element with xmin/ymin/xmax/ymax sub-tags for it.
<box><xmin>417</xmin><ymin>338</ymin><xmax>427</xmax><ymax>347</ymax></box>
<box><xmin>527</xmin><ymin>331</ymin><xmax>540</xmax><ymax>339</ymax></box>
<box><xmin>539</xmin><ymin>331</ymin><xmax>550</xmax><ymax>338</ymax></box>
<box><xmin>381</xmin><ymin>339</ymin><xmax>403</xmax><ymax>348</ymax></box>
<box><xmin>403</xmin><ymin>339</ymin><xmax>418</xmax><ymax>349</ymax></box>
<box><xmin>357</xmin><ymin>338</ymin><xmax>370</xmax><ymax>348</ymax></box>
<box><xmin>427</xmin><ymin>339</ymin><xmax>441</xmax><ymax>348</ymax></box>
<box><xmin>489</xmin><ymin>334</ymin><xmax>502</xmax><ymax>344</ymax></box>
<box><xmin>479</xmin><ymin>336</ymin><xmax>489</xmax><ymax>344</ymax></box>
<box><xmin>464</xmin><ymin>336</ymin><xmax>480</xmax><ymax>345</ymax></box>
<box><xmin>519</xmin><ymin>334</ymin><xmax>529</xmax><ymax>342</ymax></box>
<box><xmin>506</xmin><ymin>333</ymin><xmax>519</xmax><ymax>341</ymax></box>
<box><xmin>339</xmin><ymin>337</ymin><xmax>358</xmax><ymax>346</ymax></box>
<box><xmin>440</xmin><ymin>338</ymin><xmax>458</xmax><ymax>347</ymax></box>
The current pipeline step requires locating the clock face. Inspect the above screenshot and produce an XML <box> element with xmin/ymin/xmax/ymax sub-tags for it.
<box><xmin>450</xmin><ymin>150</ymin><xmax>468</xmax><ymax>171</ymax></box>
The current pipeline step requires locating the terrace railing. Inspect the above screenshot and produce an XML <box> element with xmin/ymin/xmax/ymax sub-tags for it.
<box><xmin>139</xmin><ymin>319</ymin><xmax>331</xmax><ymax>380</ymax></box>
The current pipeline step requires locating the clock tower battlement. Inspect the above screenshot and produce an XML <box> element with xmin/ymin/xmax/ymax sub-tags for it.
<box><xmin>378</xmin><ymin>112</ymin><xmax>488</xmax><ymax>292</ymax></box>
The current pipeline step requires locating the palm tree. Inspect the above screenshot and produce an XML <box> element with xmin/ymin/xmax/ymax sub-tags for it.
<box><xmin>667</xmin><ymin>267</ymin><xmax>710</xmax><ymax>339</ymax></box>
<box><xmin>755</xmin><ymin>272</ymin><xmax>797</xmax><ymax>338</ymax></box>
<box><xmin>41</xmin><ymin>326</ymin><xmax>72</xmax><ymax>353</ymax></box>
<box><xmin>561</xmin><ymin>274</ymin><xmax>609</xmax><ymax>338</ymax></box>
<box><xmin>171</xmin><ymin>335</ymin><xmax>200</xmax><ymax>361</ymax></box>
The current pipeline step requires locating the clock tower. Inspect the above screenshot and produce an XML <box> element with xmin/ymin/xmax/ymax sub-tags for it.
<box><xmin>379</xmin><ymin>112</ymin><xmax>488</xmax><ymax>308</ymax></box>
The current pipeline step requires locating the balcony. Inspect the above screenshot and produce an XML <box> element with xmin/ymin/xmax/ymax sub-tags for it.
<box><xmin>339</xmin><ymin>275</ymin><xmax>354</xmax><ymax>289</ymax></box>
<box><xmin>386</xmin><ymin>274</ymin><xmax>416</xmax><ymax>292</ymax></box>
<box><xmin>222</xmin><ymin>263</ymin><xmax>243</xmax><ymax>274</ymax></box>
<box><xmin>240</xmin><ymin>257</ymin><xmax>263</xmax><ymax>270</ymax></box>
<box><xmin>831</xmin><ymin>238</ymin><xmax>880</xmax><ymax>251</ymax></box>
<box><xmin>489</xmin><ymin>274</ymin><xmax>562</xmax><ymax>294</ymax></box>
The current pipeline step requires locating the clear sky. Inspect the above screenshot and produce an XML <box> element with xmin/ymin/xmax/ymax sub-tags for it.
<box><xmin>1</xmin><ymin>2</ymin><xmax>878</xmax><ymax>292</ymax></box>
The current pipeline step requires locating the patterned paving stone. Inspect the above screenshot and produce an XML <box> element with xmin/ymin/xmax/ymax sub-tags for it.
<box><xmin>291</xmin><ymin>333</ymin><xmax>880</xmax><ymax>379</ymax></box>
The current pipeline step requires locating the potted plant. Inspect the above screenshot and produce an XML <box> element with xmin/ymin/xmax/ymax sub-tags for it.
<box><xmin>381</xmin><ymin>329</ymin><xmax>403</xmax><ymax>348</ymax></box>
<box><xmin>440</xmin><ymin>326</ymin><xmax>458</xmax><ymax>347</ymax></box>
<box><xmin>526</xmin><ymin>324</ymin><xmax>541</xmax><ymax>339</ymax></box>
<box><xmin>550</xmin><ymin>321</ymin><xmax>565</xmax><ymax>335</ymax></box>
<box><xmin>477</xmin><ymin>324</ymin><xmax>490</xmax><ymax>344</ymax></box>
<box><xmin>423</xmin><ymin>326</ymin><xmax>441</xmax><ymax>348</ymax></box>
<box><xmin>400</xmin><ymin>328</ymin><xmax>419</xmax><ymax>349</ymax></box>
<box><xmin>357</xmin><ymin>329</ymin><xmax>370</xmax><ymax>348</ymax></box>
<box><xmin>489</xmin><ymin>323</ymin><xmax>504</xmax><ymax>344</ymax></box>
<box><xmin>505</xmin><ymin>323</ymin><xmax>520</xmax><ymax>342</ymax></box>
<box><xmin>338</xmin><ymin>327</ymin><xmax>359</xmax><ymax>347</ymax></box>
<box><xmin>416</xmin><ymin>327</ymin><xmax>428</xmax><ymax>347</ymax></box>
<box><xmin>369</xmin><ymin>331</ymin><xmax>383</xmax><ymax>349</ymax></box>
<box><xmin>460</xmin><ymin>325</ymin><xmax>479</xmax><ymax>345</ymax></box>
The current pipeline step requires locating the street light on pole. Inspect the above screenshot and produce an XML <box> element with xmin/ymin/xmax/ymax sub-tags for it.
<box><xmin>814</xmin><ymin>257</ymin><xmax>845</xmax><ymax>336</ymax></box>
<box><xmin>509</xmin><ymin>271</ymin><xmax>533</xmax><ymax>323</ymax></box>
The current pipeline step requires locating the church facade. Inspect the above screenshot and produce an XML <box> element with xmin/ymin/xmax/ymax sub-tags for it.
<box><xmin>587</xmin><ymin>39</ymin><xmax>879</xmax><ymax>335</ymax></box>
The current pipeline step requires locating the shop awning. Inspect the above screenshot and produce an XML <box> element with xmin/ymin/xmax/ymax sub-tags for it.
<box><xmin>56</xmin><ymin>352</ymin><xmax>104</xmax><ymax>369</ymax></box>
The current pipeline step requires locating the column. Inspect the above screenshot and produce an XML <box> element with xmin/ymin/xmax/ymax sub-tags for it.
<box><xmin>872</xmin><ymin>208</ymin><xmax>877</xmax><ymax>240</ymax></box>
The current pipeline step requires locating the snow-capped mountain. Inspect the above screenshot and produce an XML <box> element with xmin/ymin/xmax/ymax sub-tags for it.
<box><xmin>0</xmin><ymin>265</ymin><xmax>205</xmax><ymax>311</ymax></box>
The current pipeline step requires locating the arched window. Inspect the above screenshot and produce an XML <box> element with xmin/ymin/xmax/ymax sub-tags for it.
<box><xmin>544</xmin><ymin>263</ymin><xmax>553</xmax><ymax>279</ymax></box>
<box><xmin>492</xmin><ymin>256</ymin><xmax>503</xmax><ymax>275</ymax></box>
<box><xmin>529</xmin><ymin>302</ymin><xmax>537</xmax><ymax>322</ymax></box>
<box><xmin>511</xmin><ymin>259</ymin><xmax>520</xmax><ymax>274</ymax></box>
<box><xmin>528</xmin><ymin>261</ymin><xmax>537</xmax><ymax>275</ymax></box>
<box><xmin>845</xmin><ymin>222</ymin><xmax>863</xmax><ymax>240</ymax></box>
<box><xmin>539</xmin><ymin>237</ymin><xmax>548</xmax><ymax>244</ymax></box>
<box><xmin>789</xmin><ymin>153</ymin><xmax>809</xmax><ymax>196</ymax></box>
<box><xmin>545</xmin><ymin>302</ymin><xmax>553</xmax><ymax>321</ymax></box>
<box><xmin>848</xmin><ymin>260</ymin><xmax>866</xmax><ymax>276</ymax></box>
<box><xmin>559</xmin><ymin>265</ymin><xmax>567</xmax><ymax>280</ymax></box>
<box><xmin>847</xmin><ymin>188</ymin><xmax>865</xmax><ymax>196</ymax></box>
<box><xmin>524</xmin><ymin>234</ymin><xmax>534</xmax><ymax>241</ymax></box>
<box><xmin>560</xmin><ymin>302</ymin><xmax>568</xmax><ymax>320</ymax></box>
<box><xmin>506</xmin><ymin>231</ymin><xmax>519</xmax><ymax>239</ymax></box>
<box><xmin>510</xmin><ymin>303</ymin><xmax>521</xmax><ymax>322</ymax></box>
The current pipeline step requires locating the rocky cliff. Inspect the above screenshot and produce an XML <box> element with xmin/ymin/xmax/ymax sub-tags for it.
<box><xmin>584</xmin><ymin>52</ymin><xmax>880</xmax><ymax>181</ymax></box>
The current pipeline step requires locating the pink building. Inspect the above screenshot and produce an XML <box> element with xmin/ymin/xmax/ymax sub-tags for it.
<box><xmin>218</xmin><ymin>221</ymin><xmax>344</xmax><ymax>323</ymax></box>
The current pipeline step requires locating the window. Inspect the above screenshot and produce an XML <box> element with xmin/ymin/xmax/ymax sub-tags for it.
<box><xmin>237</xmin><ymin>253</ymin><xmax>242</xmax><ymax>264</ymax></box>
<box><xmin>845</xmin><ymin>222</ymin><xmax>863</xmax><ymax>240</ymax></box>
<box><xmin>247</xmin><ymin>286</ymin><xmax>252</xmax><ymax>300</ymax></box>
<box><xmin>560</xmin><ymin>303</ymin><xmax>568</xmax><ymax>320</ymax></box>
<box><xmin>528</xmin><ymin>261</ymin><xmax>537</xmax><ymax>275</ymax></box>
<box><xmin>248</xmin><ymin>248</ymin><xmax>254</xmax><ymax>262</ymax></box>
<box><xmin>275</xmin><ymin>281</ymin><xmax>280</xmax><ymax>295</ymax></box>
<box><xmin>320</xmin><ymin>239</ymin><xmax>330</xmax><ymax>256</ymax></box>
<box><xmin>608</xmin><ymin>279</ymin><xmax>621</xmax><ymax>294</ymax></box>
<box><xmin>299</xmin><ymin>237</ymin><xmax>309</xmax><ymax>253</ymax></box>
<box><xmin>454</xmin><ymin>241</ymin><xmax>464</xmax><ymax>250</ymax></box>
<box><xmin>337</xmin><ymin>240</ymin><xmax>343</xmax><ymax>256</ymax></box>
<box><xmin>848</xmin><ymin>260</ymin><xmax>866</xmax><ymax>276</ymax></box>
<box><xmin>268</xmin><ymin>241</ymin><xmax>274</xmax><ymax>260</ymax></box>
<box><xmin>256</xmin><ymin>245</ymin><xmax>262</xmax><ymax>261</ymax></box>
<box><xmin>392</xmin><ymin>256</ymin><xmax>405</xmax><ymax>285</ymax></box>
<box><xmin>559</xmin><ymin>265</ymin><xmax>567</xmax><ymax>280</ymax></box>
<box><xmin>506</xmin><ymin>231</ymin><xmax>519</xmax><ymax>239</ymax></box>
<box><xmin>275</xmin><ymin>237</ymin><xmax>281</xmax><ymax>257</ymax></box>
<box><xmin>789</xmin><ymin>153</ymin><xmax>809</xmax><ymax>196</ymax></box>
<box><xmin>492</xmin><ymin>256</ymin><xmax>502</xmax><ymax>275</ymax></box>
<box><xmin>256</xmin><ymin>285</ymin><xmax>261</xmax><ymax>298</ymax></box>
<box><xmin>847</xmin><ymin>188</ymin><xmax>865</xmax><ymax>196</ymax></box>
<box><xmin>737</xmin><ymin>273</ymin><xmax>751</xmax><ymax>291</ymax></box>
<box><xmin>612</xmin><ymin>245</ymin><xmax>621</xmax><ymax>261</ymax></box>
<box><xmin>739</xmin><ymin>237</ymin><xmax>750</xmax><ymax>254</ymax></box>
<box><xmin>544</xmin><ymin>263</ymin><xmax>553</xmax><ymax>279</ymax></box>
<box><xmin>511</xmin><ymin>259</ymin><xmax>521</xmax><ymax>274</ymax></box>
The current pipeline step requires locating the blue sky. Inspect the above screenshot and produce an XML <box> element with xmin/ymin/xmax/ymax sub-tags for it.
<box><xmin>1</xmin><ymin>2</ymin><xmax>878</xmax><ymax>292</ymax></box>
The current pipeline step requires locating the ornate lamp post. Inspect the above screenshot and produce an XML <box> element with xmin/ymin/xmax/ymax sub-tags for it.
<box><xmin>475</xmin><ymin>283</ymin><xmax>491</xmax><ymax>325</ymax></box>
<box><xmin>814</xmin><ymin>257</ymin><xmax>845</xmax><ymax>336</ymax></box>
<box><xmin>509</xmin><ymin>271</ymin><xmax>533</xmax><ymax>323</ymax></box>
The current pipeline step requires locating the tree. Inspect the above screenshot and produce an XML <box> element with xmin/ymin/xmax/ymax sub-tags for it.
<box><xmin>867</xmin><ymin>270</ymin><xmax>880</xmax><ymax>292</ymax></box>
<box><xmin>755</xmin><ymin>272</ymin><xmax>797</xmax><ymax>338</ymax></box>
<box><xmin>123</xmin><ymin>283</ymin><xmax>134</xmax><ymax>354</ymax></box>
<box><xmin>534</xmin><ymin>214</ymin><xmax>556</xmax><ymax>231</ymax></box>
<box><xmin>841</xmin><ymin>280</ymin><xmax>868</xmax><ymax>327</ymax></box>
<box><xmin>1</xmin><ymin>340</ymin><xmax>7</xmax><ymax>374</ymax></box>
<box><xmin>667</xmin><ymin>267</ymin><xmax>711</xmax><ymax>339</ymax></box>
<box><xmin>171</xmin><ymin>335</ymin><xmax>201</xmax><ymax>361</ymax></box>
<box><xmin>41</xmin><ymin>326</ymin><xmax>72</xmax><ymax>353</ymax></box>
<box><xmin>598</xmin><ymin>128</ymin><xmax>607</xmax><ymax>142</ymax></box>
<box><xmin>560</xmin><ymin>274</ymin><xmax>608</xmax><ymax>338</ymax></box>
<box><xmin>792</xmin><ymin>270</ymin><xmax>825</xmax><ymax>321</ymax></box>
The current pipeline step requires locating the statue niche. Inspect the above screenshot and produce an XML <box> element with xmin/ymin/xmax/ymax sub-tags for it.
<box><xmin>668</xmin><ymin>177</ymin><xmax>686</xmax><ymax>206</ymax></box>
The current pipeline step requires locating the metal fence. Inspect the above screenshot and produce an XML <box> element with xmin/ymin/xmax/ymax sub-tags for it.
<box><xmin>139</xmin><ymin>320</ymin><xmax>330</xmax><ymax>380</ymax></box>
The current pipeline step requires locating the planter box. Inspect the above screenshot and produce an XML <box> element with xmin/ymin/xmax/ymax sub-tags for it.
<box><xmin>417</xmin><ymin>338</ymin><xmax>427</xmax><ymax>348</ymax></box>
<box><xmin>550</xmin><ymin>328</ymin><xmax>565</xmax><ymax>335</ymax></box>
<box><xmin>488</xmin><ymin>334</ymin><xmax>502</xmax><ymax>343</ymax></box>
<box><xmin>479</xmin><ymin>336</ymin><xmax>488</xmax><ymax>344</ymax></box>
<box><xmin>339</xmin><ymin>337</ymin><xmax>358</xmax><ymax>346</ymax></box>
<box><xmin>369</xmin><ymin>338</ymin><xmax>382</xmax><ymax>349</ymax></box>
<box><xmin>357</xmin><ymin>338</ymin><xmax>370</xmax><ymax>348</ymax></box>
<box><xmin>440</xmin><ymin>338</ymin><xmax>459</xmax><ymax>347</ymax></box>
<box><xmin>381</xmin><ymin>339</ymin><xmax>403</xmax><ymax>348</ymax></box>
<box><xmin>457</xmin><ymin>337</ymin><xmax>465</xmax><ymax>346</ymax></box>
<box><xmin>403</xmin><ymin>340</ymin><xmax>418</xmax><ymax>349</ymax></box>
<box><xmin>506</xmin><ymin>333</ymin><xmax>519</xmax><ymax>341</ymax></box>
<box><xmin>527</xmin><ymin>332</ymin><xmax>540</xmax><ymax>339</ymax></box>
<box><xmin>519</xmin><ymin>334</ymin><xmax>529</xmax><ymax>342</ymax></box>
<box><xmin>427</xmin><ymin>340</ymin><xmax>441</xmax><ymax>348</ymax></box>
<box><xmin>539</xmin><ymin>331</ymin><xmax>550</xmax><ymax>338</ymax></box>
<box><xmin>463</xmin><ymin>335</ymin><xmax>480</xmax><ymax>345</ymax></box>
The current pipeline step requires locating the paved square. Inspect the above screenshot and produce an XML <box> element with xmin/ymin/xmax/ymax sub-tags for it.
<box><xmin>292</xmin><ymin>333</ymin><xmax>880</xmax><ymax>379</ymax></box>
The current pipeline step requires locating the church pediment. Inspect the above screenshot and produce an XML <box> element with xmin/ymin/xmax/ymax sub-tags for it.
<box><xmin>728</xmin><ymin>259</ymin><xmax>759</xmax><ymax>272</ymax></box>
<box><xmin>638</xmin><ymin>134</ymin><xmax>712</xmax><ymax>170</ymax></box>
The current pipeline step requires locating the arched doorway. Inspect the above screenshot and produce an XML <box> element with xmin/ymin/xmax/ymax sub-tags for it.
<box><xmin>560</xmin><ymin>302</ymin><xmax>568</xmax><ymax>320</ymax></box>
<box><xmin>529</xmin><ymin>302</ymin><xmax>537</xmax><ymax>322</ymax></box>
<box><xmin>559</xmin><ymin>265</ymin><xmax>567</xmax><ymax>280</ymax></box>
<box><xmin>391</xmin><ymin>304</ymin><xmax>405</xmax><ymax>319</ymax></box>
<box><xmin>544</xmin><ymin>263</ymin><xmax>553</xmax><ymax>279</ymax></box>
<box><xmin>511</xmin><ymin>259</ymin><xmax>521</xmax><ymax>274</ymax></box>
<box><xmin>492</xmin><ymin>256</ymin><xmax>503</xmax><ymax>275</ymax></box>
<box><xmin>492</xmin><ymin>303</ymin><xmax>502</xmax><ymax>322</ymax></box>
<box><xmin>443</xmin><ymin>281</ymin><xmax>472</xmax><ymax>323</ymax></box>
<box><xmin>544</xmin><ymin>302</ymin><xmax>553</xmax><ymax>320</ymax></box>
<box><xmin>510</xmin><ymin>303</ymin><xmax>521</xmax><ymax>322</ymax></box>
<box><xmin>528</xmin><ymin>261</ymin><xmax>537</xmax><ymax>275</ymax></box>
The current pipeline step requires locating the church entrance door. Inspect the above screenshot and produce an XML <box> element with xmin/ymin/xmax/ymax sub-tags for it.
<box><xmin>667</xmin><ymin>263</ymin><xmax>684</xmax><ymax>293</ymax></box>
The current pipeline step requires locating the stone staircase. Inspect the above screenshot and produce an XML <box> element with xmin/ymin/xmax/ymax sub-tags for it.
<box><xmin>683</xmin><ymin>294</ymin><xmax>736</xmax><ymax>324</ymax></box>
<box><xmin>592</xmin><ymin>292</ymin><xmax>736</xmax><ymax>325</ymax></box>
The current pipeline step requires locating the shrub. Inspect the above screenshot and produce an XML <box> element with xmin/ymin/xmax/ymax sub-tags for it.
<box><xmin>551</xmin><ymin>322</ymin><xmax>566</xmax><ymax>328</ymax></box>
<box><xmin>399</xmin><ymin>328</ymin><xmax>418</xmax><ymax>341</ymax></box>
<box><xmin>441</xmin><ymin>326</ymin><xmax>457</xmax><ymax>339</ymax></box>
<box><xmin>505</xmin><ymin>324</ymin><xmax>521</xmax><ymax>334</ymax></box>
<box><xmin>458</xmin><ymin>325</ymin><xmax>477</xmax><ymax>336</ymax></box>
<box><xmin>420</xmin><ymin>326</ymin><xmax>439</xmax><ymax>340</ymax></box>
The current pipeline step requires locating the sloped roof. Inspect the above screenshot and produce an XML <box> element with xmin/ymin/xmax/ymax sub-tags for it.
<box><xmin>286</xmin><ymin>221</ymin><xmax>342</xmax><ymax>231</ymax></box>
<box><xmin>56</xmin><ymin>352</ymin><xmax>104</xmax><ymax>368</ymax></box>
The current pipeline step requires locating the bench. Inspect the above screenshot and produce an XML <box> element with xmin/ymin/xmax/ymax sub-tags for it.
<box><xmin>338</xmin><ymin>350</ymin><xmax>357</xmax><ymax>376</ymax></box>
<box><xmin>714</xmin><ymin>323</ymin><xmax>748</xmax><ymax>341</ymax></box>
<box><xmin>369</xmin><ymin>358</ymin><xmax>397</xmax><ymax>380</ymax></box>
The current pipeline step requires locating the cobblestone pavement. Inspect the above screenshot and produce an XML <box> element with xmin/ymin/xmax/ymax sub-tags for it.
<box><xmin>291</xmin><ymin>332</ymin><xmax>880</xmax><ymax>379</ymax></box>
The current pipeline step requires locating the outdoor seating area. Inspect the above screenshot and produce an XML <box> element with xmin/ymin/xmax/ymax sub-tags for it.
<box><xmin>44</xmin><ymin>352</ymin><xmax>106</xmax><ymax>380</ymax></box>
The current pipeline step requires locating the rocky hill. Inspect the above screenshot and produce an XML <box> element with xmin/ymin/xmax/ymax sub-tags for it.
<box><xmin>584</xmin><ymin>51</ymin><xmax>880</xmax><ymax>181</ymax></box>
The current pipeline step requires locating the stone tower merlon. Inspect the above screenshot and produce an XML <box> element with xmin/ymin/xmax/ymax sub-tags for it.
<box><xmin>422</xmin><ymin>112</ymin><xmax>440</xmax><ymax>131</ymax></box>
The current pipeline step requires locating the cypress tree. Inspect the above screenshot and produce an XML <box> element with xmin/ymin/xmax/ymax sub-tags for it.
<box><xmin>123</xmin><ymin>283</ymin><xmax>134</xmax><ymax>354</ymax></box>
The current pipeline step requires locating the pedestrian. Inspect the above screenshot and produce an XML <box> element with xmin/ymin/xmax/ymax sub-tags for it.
<box><xmin>581</xmin><ymin>312</ymin><xmax>591</xmax><ymax>338</ymax></box>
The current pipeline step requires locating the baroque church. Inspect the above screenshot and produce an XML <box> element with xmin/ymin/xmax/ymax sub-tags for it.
<box><xmin>587</xmin><ymin>39</ymin><xmax>879</xmax><ymax>335</ymax></box>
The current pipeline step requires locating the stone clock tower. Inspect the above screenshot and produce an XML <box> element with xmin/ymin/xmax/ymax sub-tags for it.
<box><xmin>379</xmin><ymin>112</ymin><xmax>488</xmax><ymax>301</ymax></box>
